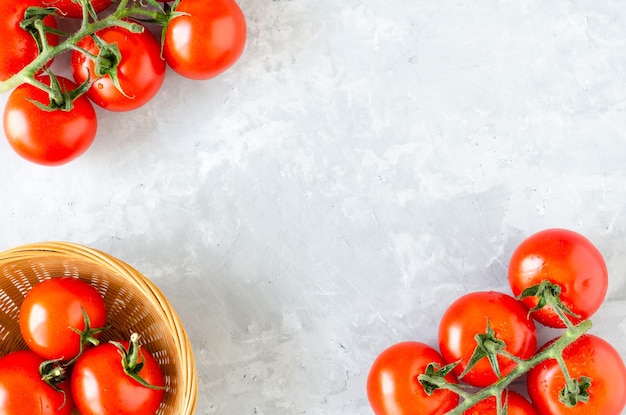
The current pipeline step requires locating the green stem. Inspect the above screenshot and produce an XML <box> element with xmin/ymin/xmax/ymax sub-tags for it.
<box><xmin>441</xmin><ymin>319</ymin><xmax>592</xmax><ymax>414</ymax></box>
<box><xmin>552</xmin><ymin>299</ymin><xmax>577</xmax><ymax>330</ymax></box>
<box><xmin>0</xmin><ymin>1</ymin><xmax>167</xmax><ymax>94</ymax></box>
<box><xmin>432</xmin><ymin>380</ymin><xmax>473</xmax><ymax>401</ymax></box>
<box><xmin>556</xmin><ymin>353</ymin><xmax>575</xmax><ymax>391</ymax></box>
<box><xmin>110</xmin><ymin>333</ymin><xmax>166</xmax><ymax>391</ymax></box>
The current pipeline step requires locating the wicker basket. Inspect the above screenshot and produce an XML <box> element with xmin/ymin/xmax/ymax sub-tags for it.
<box><xmin>0</xmin><ymin>241</ymin><xmax>197</xmax><ymax>415</ymax></box>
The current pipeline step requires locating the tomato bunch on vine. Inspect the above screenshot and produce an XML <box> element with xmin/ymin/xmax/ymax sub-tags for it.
<box><xmin>0</xmin><ymin>0</ymin><xmax>247</xmax><ymax>166</ymax></box>
<box><xmin>367</xmin><ymin>228</ymin><xmax>626</xmax><ymax>415</ymax></box>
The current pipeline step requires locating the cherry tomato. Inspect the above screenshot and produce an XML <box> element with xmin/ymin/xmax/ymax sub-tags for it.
<box><xmin>367</xmin><ymin>341</ymin><xmax>460</xmax><ymax>415</ymax></box>
<box><xmin>164</xmin><ymin>0</ymin><xmax>247</xmax><ymax>80</ymax></box>
<box><xmin>438</xmin><ymin>291</ymin><xmax>537</xmax><ymax>387</ymax></box>
<box><xmin>42</xmin><ymin>0</ymin><xmax>112</xmax><ymax>19</ymax></box>
<box><xmin>527</xmin><ymin>334</ymin><xmax>626</xmax><ymax>415</ymax></box>
<box><xmin>72</xmin><ymin>337</ymin><xmax>166</xmax><ymax>415</ymax></box>
<box><xmin>0</xmin><ymin>0</ymin><xmax>58</xmax><ymax>81</ymax></box>
<box><xmin>71</xmin><ymin>23</ymin><xmax>166</xmax><ymax>112</ymax></box>
<box><xmin>464</xmin><ymin>391</ymin><xmax>538</xmax><ymax>415</ymax></box>
<box><xmin>19</xmin><ymin>277</ymin><xmax>107</xmax><ymax>361</ymax></box>
<box><xmin>0</xmin><ymin>350</ymin><xmax>74</xmax><ymax>415</ymax></box>
<box><xmin>508</xmin><ymin>228</ymin><xmax>608</xmax><ymax>328</ymax></box>
<box><xmin>3</xmin><ymin>75</ymin><xmax>97</xmax><ymax>166</ymax></box>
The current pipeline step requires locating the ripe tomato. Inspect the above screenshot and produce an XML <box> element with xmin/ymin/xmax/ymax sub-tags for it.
<box><xmin>367</xmin><ymin>341</ymin><xmax>460</xmax><ymax>415</ymax></box>
<box><xmin>42</xmin><ymin>0</ymin><xmax>112</xmax><ymax>18</ymax></box>
<box><xmin>71</xmin><ymin>23</ymin><xmax>166</xmax><ymax>112</ymax></box>
<box><xmin>164</xmin><ymin>0</ymin><xmax>247</xmax><ymax>80</ymax></box>
<box><xmin>438</xmin><ymin>291</ymin><xmax>537</xmax><ymax>387</ymax></box>
<box><xmin>3</xmin><ymin>75</ymin><xmax>97</xmax><ymax>166</ymax></box>
<box><xmin>508</xmin><ymin>228</ymin><xmax>608</xmax><ymax>328</ymax></box>
<box><xmin>71</xmin><ymin>337</ymin><xmax>166</xmax><ymax>415</ymax></box>
<box><xmin>0</xmin><ymin>350</ymin><xmax>74</xmax><ymax>415</ymax></box>
<box><xmin>0</xmin><ymin>0</ymin><xmax>58</xmax><ymax>81</ymax></box>
<box><xmin>464</xmin><ymin>391</ymin><xmax>538</xmax><ymax>415</ymax></box>
<box><xmin>19</xmin><ymin>277</ymin><xmax>107</xmax><ymax>361</ymax></box>
<box><xmin>527</xmin><ymin>334</ymin><xmax>626</xmax><ymax>415</ymax></box>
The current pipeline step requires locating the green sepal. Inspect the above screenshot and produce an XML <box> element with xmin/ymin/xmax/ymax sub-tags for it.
<box><xmin>110</xmin><ymin>333</ymin><xmax>166</xmax><ymax>391</ymax></box>
<box><xmin>39</xmin><ymin>358</ymin><xmax>69</xmax><ymax>409</ymax></box>
<box><xmin>418</xmin><ymin>360</ymin><xmax>460</xmax><ymax>395</ymax></box>
<box><xmin>459</xmin><ymin>320</ymin><xmax>506</xmax><ymax>380</ymax></box>
<box><xmin>20</xmin><ymin>6</ymin><xmax>60</xmax><ymax>52</ymax></box>
<box><xmin>26</xmin><ymin>71</ymin><xmax>91</xmax><ymax>112</ymax></box>
<box><xmin>67</xmin><ymin>305</ymin><xmax>110</xmax><ymax>364</ymax></box>
<box><xmin>559</xmin><ymin>376</ymin><xmax>592</xmax><ymax>408</ymax></box>
<box><xmin>89</xmin><ymin>34</ymin><xmax>133</xmax><ymax>98</ymax></box>
<box><xmin>20</xmin><ymin>6</ymin><xmax>57</xmax><ymax>31</ymax></box>
<box><xmin>517</xmin><ymin>280</ymin><xmax>580</xmax><ymax>319</ymax></box>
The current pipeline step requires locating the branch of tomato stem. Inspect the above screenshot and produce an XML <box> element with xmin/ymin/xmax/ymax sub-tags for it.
<box><xmin>419</xmin><ymin>319</ymin><xmax>593</xmax><ymax>415</ymax></box>
<box><xmin>0</xmin><ymin>2</ymin><xmax>166</xmax><ymax>95</ymax></box>
<box><xmin>552</xmin><ymin>299</ymin><xmax>577</xmax><ymax>331</ymax></box>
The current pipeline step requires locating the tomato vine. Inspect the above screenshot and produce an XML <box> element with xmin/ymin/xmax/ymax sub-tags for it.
<box><xmin>419</xmin><ymin>314</ymin><xmax>593</xmax><ymax>415</ymax></box>
<box><xmin>0</xmin><ymin>0</ymin><xmax>176</xmax><ymax>101</ymax></box>
<box><xmin>368</xmin><ymin>229</ymin><xmax>626</xmax><ymax>415</ymax></box>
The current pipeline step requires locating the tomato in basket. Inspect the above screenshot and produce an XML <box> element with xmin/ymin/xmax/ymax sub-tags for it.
<box><xmin>71</xmin><ymin>333</ymin><xmax>166</xmax><ymax>415</ymax></box>
<box><xmin>19</xmin><ymin>277</ymin><xmax>108</xmax><ymax>361</ymax></box>
<box><xmin>0</xmin><ymin>350</ymin><xmax>74</xmax><ymax>415</ymax></box>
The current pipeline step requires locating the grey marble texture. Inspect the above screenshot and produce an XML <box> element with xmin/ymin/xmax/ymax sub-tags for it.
<box><xmin>1</xmin><ymin>0</ymin><xmax>626</xmax><ymax>413</ymax></box>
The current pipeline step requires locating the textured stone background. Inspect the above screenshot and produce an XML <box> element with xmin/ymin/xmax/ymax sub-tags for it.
<box><xmin>1</xmin><ymin>1</ymin><xmax>625</xmax><ymax>413</ymax></box>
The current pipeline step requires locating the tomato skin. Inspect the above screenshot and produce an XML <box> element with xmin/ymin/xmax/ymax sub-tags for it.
<box><xmin>527</xmin><ymin>334</ymin><xmax>626</xmax><ymax>415</ymax></box>
<box><xmin>464</xmin><ymin>391</ymin><xmax>538</xmax><ymax>415</ymax></box>
<box><xmin>0</xmin><ymin>350</ymin><xmax>74</xmax><ymax>415</ymax></box>
<box><xmin>164</xmin><ymin>0</ymin><xmax>247</xmax><ymax>80</ymax></box>
<box><xmin>0</xmin><ymin>0</ymin><xmax>58</xmax><ymax>81</ymax></box>
<box><xmin>71</xmin><ymin>23</ymin><xmax>166</xmax><ymax>112</ymax></box>
<box><xmin>508</xmin><ymin>228</ymin><xmax>608</xmax><ymax>328</ymax></box>
<box><xmin>19</xmin><ymin>277</ymin><xmax>107</xmax><ymax>361</ymax></box>
<box><xmin>438</xmin><ymin>291</ymin><xmax>537</xmax><ymax>387</ymax></box>
<box><xmin>71</xmin><ymin>341</ymin><xmax>166</xmax><ymax>415</ymax></box>
<box><xmin>42</xmin><ymin>0</ymin><xmax>112</xmax><ymax>19</ymax></box>
<box><xmin>3</xmin><ymin>75</ymin><xmax>97</xmax><ymax>166</ymax></box>
<box><xmin>367</xmin><ymin>341</ymin><xmax>460</xmax><ymax>415</ymax></box>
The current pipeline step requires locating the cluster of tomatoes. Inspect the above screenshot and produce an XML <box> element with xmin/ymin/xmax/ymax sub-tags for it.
<box><xmin>0</xmin><ymin>277</ymin><xmax>165</xmax><ymax>415</ymax></box>
<box><xmin>0</xmin><ymin>0</ymin><xmax>247</xmax><ymax>166</ymax></box>
<box><xmin>367</xmin><ymin>228</ymin><xmax>626</xmax><ymax>415</ymax></box>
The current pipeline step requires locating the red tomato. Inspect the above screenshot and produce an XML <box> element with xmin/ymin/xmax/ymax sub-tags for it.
<box><xmin>19</xmin><ymin>277</ymin><xmax>107</xmax><ymax>361</ymax></box>
<box><xmin>42</xmin><ymin>0</ymin><xmax>112</xmax><ymax>19</ymax></box>
<box><xmin>0</xmin><ymin>350</ymin><xmax>74</xmax><ymax>415</ymax></box>
<box><xmin>71</xmin><ymin>337</ymin><xmax>166</xmax><ymax>415</ymax></box>
<box><xmin>164</xmin><ymin>0</ymin><xmax>247</xmax><ymax>80</ymax></box>
<box><xmin>464</xmin><ymin>391</ymin><xmax>538</xmax><ymax>415</ymax></box>
<box><xmin>438</xmin><ymin>291</ymin><xmax>537</xmax><ymax>387</ymax></box>
<box><xmin>527</xmin><ymin>334</ymin><xmax>626</xmax><ymax>415</ymax></box>
<box><xmin>0</xmin><ymin>0</ymin><xmax>58</xmax><ymax>81</ymax></box>
<box><xmin>367</xmin><ymin>341</ymin><xmax>460</xmax><ymax>415</ymax></box>
<box><xmin>508</xmin><ymin>228</ymin><xmax>608</xmax><ymax>328</ymax></box>
<box><xmin>3</xmin><ymin>75</ymin><xmax>97</xmax><ymax>165</ymax></box>
<box><xmin>71</xmin><ymin>23</ymin><xmax>166</xmax><ymax>112</ymax></box>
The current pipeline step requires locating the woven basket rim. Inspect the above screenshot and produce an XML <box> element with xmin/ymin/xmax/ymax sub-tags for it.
<box><xmin>0</xmin><ymin>241</ymin><xmax>198</xmax><ymax>414</ymax></box>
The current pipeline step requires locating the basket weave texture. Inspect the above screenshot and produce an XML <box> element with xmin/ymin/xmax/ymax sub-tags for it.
<box><xmin>0</xmin><ymin>241</ymin><xmax>197</xmax><ymax>415</ymax></box>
